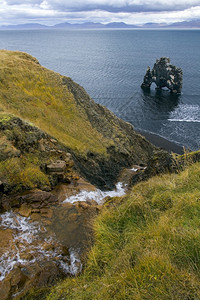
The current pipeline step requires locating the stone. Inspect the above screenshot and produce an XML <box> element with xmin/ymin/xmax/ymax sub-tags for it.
<box><xmin>40</xmin><ymin>208</ymin><xmax>53</xmax><ymax>218</ymax></box>
<box><xmin>0</xmin><ymin>278</ymin><xmax>10</xmax><ymax>300</ymax></box>
<box><xmin>141</xmin><ymin>57</ymin><xmax>183</xmax><ymax>93</ymax></box>
<box><xmin>18</xmin><ymin>203</ymin><xmax>32</xmax><ymax>217</ymax></box>
<box><xmin>50</xmin><ymin>138</ymin><xmax>57</xmax><ymax>144</ymax></box>
<box><xmin>17</xmin><ymin>189</ymin><xmax>57</xmax><ymax>207</ymax></box>
<box><xmin>77</xmin><ymin>201</ymin><xmax>90</xmax><ymax>210</ymax></box>
<box><xmin>0</xmin><ymin>229</ymin><xmax>13</xmax><ymax>256</ymax></box>
<box><xmin>38</xmin><ymin>139</ymin><xmax>46</xmax><ymax>152</ymax></box>
<box><xmin>47</xmin><ymin>160</ymin><xmax>66</xmax><ymax>173</ymax></box>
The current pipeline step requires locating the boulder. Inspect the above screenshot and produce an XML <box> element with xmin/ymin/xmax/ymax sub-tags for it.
<box><xmin>18</xmin><ymin>203</ymin><xmax>32</xmax><ymax>217</ymax></box>
<box><xmin>141</xmin><ymin>57</ymin><xmax>183</xmax><ymax>93</ymax></box>
<box><xmin>15</xmin><ymin>189</ymin><xmax>58</xmax><ymax>209</ymax></box>
<box><xmin>47</xmin><ymin>160</ymin><xmax>66</xmax><ymax>173</ymax></box>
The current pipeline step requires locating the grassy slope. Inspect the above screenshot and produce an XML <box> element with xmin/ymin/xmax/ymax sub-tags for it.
<box><xmin>47</xmin><ymin>162</ymin><xmax>200</xmax><ymax>300</ymax></box>
<box><xmin>0</xmin><ymin>50</ymin><xmax>109</xmax><ymax>155</ymax></box>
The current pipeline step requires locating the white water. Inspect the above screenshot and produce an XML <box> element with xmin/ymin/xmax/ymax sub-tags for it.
<box><xmin>63</xmin><ymin>182</ymin><xmax>126</xmax><ymax>204</ymax></box>
<box><xmin>0</xmin><ymin>182</ymin><xmax>126</xmax><ymax>282</ymax></box>
<box><xmin>168</xmin><ymin>104</ymin><xmax>200</xmax><ymax>123</ymax></box>
<box><xmin>0</xmin><ymin>212</ymin><xmax>81</xmax><ymax>281</ymax></box>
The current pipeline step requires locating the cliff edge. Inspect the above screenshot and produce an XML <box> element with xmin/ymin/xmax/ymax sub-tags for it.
<box><xmin>0</xmin><ymin>50</ymin><xmax>171</xmax><ymax>190</ymax></box>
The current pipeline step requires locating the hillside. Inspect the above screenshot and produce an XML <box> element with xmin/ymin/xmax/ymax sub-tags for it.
<box><xmin>0</xmin><ymin>50</ymin><xmax>166</xmax><ymax>189</ymax></box>
<box><xmin>46</xmin><ymin>161</ymin><xmax>200</xmax><ymax>300</ymax></box>
<box><xmin>0</xmin><ymin>113</ymin><xmax>77</xmax><ymax>197</ymax></box>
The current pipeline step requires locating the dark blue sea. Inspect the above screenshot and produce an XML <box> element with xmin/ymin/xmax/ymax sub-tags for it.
<box><xmin>0</xmin><ymin>29</ymin><xmax>199</xmax><ymax>150</ymax></box>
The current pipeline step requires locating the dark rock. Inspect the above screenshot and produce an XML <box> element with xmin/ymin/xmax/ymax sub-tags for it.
<box><xmin>141</xmin><ymin>57</ymin><xmax>183</xmax><ymax>94</ymax></box>
<box><xmin>141</xmin><ymin>66</ymin><xmax>152</xmax><ymax>89</ymax></box>
<box><xmin>15</xmin><ymin>189</ymin><xmax>58</xmax><ymax>209</ymax></box>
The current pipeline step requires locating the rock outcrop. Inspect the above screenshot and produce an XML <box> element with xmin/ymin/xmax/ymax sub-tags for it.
<box><xmin>141</xmin><ymin>57</ymin><xmax>183</xmax><ymax>93</ymax></box>
<box><xmin>0</xmin><ymin>114</ymin><xmax>77</xmax><ymax>198</ymax></box>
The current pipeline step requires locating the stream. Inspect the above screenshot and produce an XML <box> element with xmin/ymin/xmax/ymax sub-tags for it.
<box><xmin>0</xmin><ymin>181</ymin><xmax>126</xmax><ymax>299</ymax></box>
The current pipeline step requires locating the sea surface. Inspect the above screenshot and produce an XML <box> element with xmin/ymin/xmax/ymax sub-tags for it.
<box><xmin>0</xmin><ymin>29</ymin><xmax>199</xmax><ymax>150</ymax></box>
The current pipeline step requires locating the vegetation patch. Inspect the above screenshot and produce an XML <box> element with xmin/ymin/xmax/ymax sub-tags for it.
<box><xmin>47</xmin><ymin>162</ymin><xmax>200</xmax><ymax>299</ymax></box>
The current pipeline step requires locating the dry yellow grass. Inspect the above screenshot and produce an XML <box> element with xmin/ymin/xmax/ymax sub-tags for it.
<box><xmin>0</xmin><ymin>50</ymin><xmax>110</xmax><ymax>155</ymax></box>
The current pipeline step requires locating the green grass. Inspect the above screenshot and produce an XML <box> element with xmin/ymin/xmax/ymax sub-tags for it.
<box><xmin>0</xmin><ymin>156</ymin><xmax>50</xmax><ymax>193</ymax></box>
<box><xmin>0</xmin><ymin>50</ymin><xmax>110</xmax><ymax>156</ymax></box>
<box><xmin>47</xmin><ymin>162</ymin><xmax>200</xmax><ymax>299</ymax></box>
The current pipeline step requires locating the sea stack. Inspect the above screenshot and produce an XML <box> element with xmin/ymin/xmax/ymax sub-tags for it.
<box><xmin>141</xmin><ymin>57</ymin><xmax>183</xmax><ymax>94</ymax></box>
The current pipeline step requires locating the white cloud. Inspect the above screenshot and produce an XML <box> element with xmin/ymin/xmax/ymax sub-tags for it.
<box><xmin>0</xmin><ymin>0</ymin><xmax>200</xmax><ymax>25</ymax></box>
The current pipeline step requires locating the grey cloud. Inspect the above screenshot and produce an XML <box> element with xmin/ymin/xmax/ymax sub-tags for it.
<box><xmin>43</xmin><ymin>0</ymin><xmax>200</xmax><ymax>13</ymax></box>
<box><xmin>5</xmin><ymin>0</ymin><xmax>42</xmax><ymax>4</ymax></box>
<box><xmin>2</xmin><ymin>0</ymin><xmax>200</xmax><ymax>26</ymax></box>
<box><xmin>4</xmin><ymin>0</ymin><xmax>200</xmax><ymax>13</ymax></box>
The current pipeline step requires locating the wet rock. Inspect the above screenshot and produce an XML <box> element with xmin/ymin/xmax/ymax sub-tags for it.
<box><xmin>16</xmin><ymin>261</ymin><xmax>64</xmax><ymax>297</ymax></box>
<box><xmin>67</xmin><ymin>213</ymin><xmax>78</xmax><ymax>223</ymax></box>
<box><xmin>0</xmin><ymin>278</ymin><xmax>10</xmax><ymax>300</ymax></box>
<box><xmin>77</xmin><ymin>201</ymin><xmax>90</xmax><ymax>210</ymax></box>
<box><xmin>141</xmin><ymin>57</ymin><xmax>183</xmax><ymax>93</ymax></box>
<box><xmin>20</xmin><ymin>253</ymin><xmax>35</xmax><ymax>261</ymax></box>
<box><xmin>0</xmin><ymin>267</ymin><xmax>27</xmax><ymax>300</ymax></box>
<box><xmin>40</xmin><ymin>208</ymin><xmax>53</xmax><ymax>219</ymax></box>
<box><xmin>9</xmin><ymin>266</ymin><xmax>27</xmax><ymax>288</ymax></box>
<box><xmin>118</xmin><ymin>165</ymin><xmax>147</xmax><ymax>188</ymax></box>
<box><xmin>86</xmin><ymin>199</ymin><xmax>98</xmax><ymax>206</ymax></box>
<box><xmin>18</xmin><ymin>203</ymin><xmax>32</xmax><ymax>217</ymax></box>
<box><xmin>0</xmin><ymin>195</ymin><xmax>11</xmax><ymax>212</ymax></box>
<box><xmin>30</xmin><ymin>213</ymin><xmax>41</xmax><ymax>223</ymax></box>
<box><xmin>0</xmin><ymin>229</ymin><xmax>14</xmax><ymax>256</ymax></box>
<box><xmin>31</xmin><ymin>208</ymin><xmax>40</xmax><ymax>213</ymax></box>
<box><xmin>17</xmin><ymin>189</ymin><xmax>57</xmax><ymax>208</ymax></box>
<box><xmin>62</xmin><ymin>202</ymin><xmax>74</xmax><ymax>210</ymax></box>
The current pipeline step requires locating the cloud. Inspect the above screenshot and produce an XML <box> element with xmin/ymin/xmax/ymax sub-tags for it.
<box><xmin>4</xmin><ymin>0</ymin><xmax>200</xmax><ymax>12</ymax></box>
<box><xmin>1</xmin><ymin>0</ymin><xmax>200</xmax><ymax>25</ymax></box>
<box><xmin>39</xmin><ymin>0</ymin><xmax>200</xmax><ymax>13</ymax></box>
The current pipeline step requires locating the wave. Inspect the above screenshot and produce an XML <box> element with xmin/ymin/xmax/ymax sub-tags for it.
<box><xmin>168</xmin><ymin>119</ymin><xmax>200</xmax><ymax>123</ymax></box>
<box><xmin>169</xmin><ymin>104</ymin><xmax>200</xmax><ymax>123</ymax></box>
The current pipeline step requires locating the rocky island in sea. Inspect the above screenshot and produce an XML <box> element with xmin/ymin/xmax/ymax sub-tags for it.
<box><xmin>141</xmin><ymin>57</ymin><xmax>183</xmax><ymax>94</ymax></box>
<box><xmin>0</xmin><ymin>50</ymin><xmax>199</xmax><ymax>299</ymax></box>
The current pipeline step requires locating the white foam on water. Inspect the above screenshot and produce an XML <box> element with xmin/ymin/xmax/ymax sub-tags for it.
<box><xmin>168</xmin><ymin>104</ymin><xmax>200</xmax><ymax>123</ymax></box>
<box><xmin>58</xmin><ymin>248</ymin><xmax>82</xmax><ymax>276</ymax></box>
<box><xmin>0</xmin><ymin>211</ymin><xmax>82</xmax><ymax>281</ymax></box>
<box><xmin>63</xmin><ymin>182</ymin><xmax>126</xmax><ymax>204</ymax></box>
<box><xmin>168</xmin><ymin>119</ymin><xmax>200</xmax><ymax>123</ymax></box>
<box><xmin>0</xmin><ymin>183</ymin><xmax>126</xmax><ymax>281</ymax></box>
<box><xmin>130</xmin><ymin>167</ymin><xmax>138</xmax><ymax>172</ymax></box>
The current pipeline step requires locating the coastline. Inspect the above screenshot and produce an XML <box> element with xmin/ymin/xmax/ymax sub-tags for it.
<box><xmin>137</xmin><ymin>130</ymin><xmax>184</xmax><ymax>155</ymax></box>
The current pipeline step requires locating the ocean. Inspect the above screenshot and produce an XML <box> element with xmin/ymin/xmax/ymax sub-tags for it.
<box><xmin>0</xmin><ymin>29</ymin><xmax>199</xmax><ymax>150</ymax></box>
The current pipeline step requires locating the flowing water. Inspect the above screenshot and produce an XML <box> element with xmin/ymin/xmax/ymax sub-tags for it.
<box><xmin>0</xmin><ymin>182</ymin><xmax>126</xmax><ymax>284</ymax></box>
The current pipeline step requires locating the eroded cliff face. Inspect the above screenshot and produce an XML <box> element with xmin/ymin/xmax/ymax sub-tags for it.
<box><xmin>0</xmin><ymin>50</ymin><xmax>173</xmax><ymax>191</ymax></box>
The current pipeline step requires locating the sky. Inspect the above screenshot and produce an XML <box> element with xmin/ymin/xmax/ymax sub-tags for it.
<box><xmin>0</xmin><ymin>0</ymin><xmax>200</xmax><ymax>25</ymax></box>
